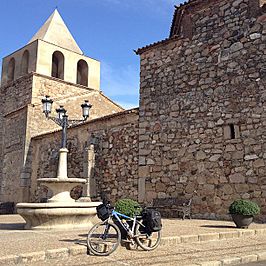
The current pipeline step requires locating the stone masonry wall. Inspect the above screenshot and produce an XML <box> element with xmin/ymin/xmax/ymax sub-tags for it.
<box><xmin>29</xmin><ymin>109</ymin><xmax>139</xmax><ymax>203</ymax></box>
<box><xmin>0</xmin><ymin>88</ymin><xmax>4</xmax><ymax>193</ymax></box>
<box><xmin>0</xmin><ymin>75</ymin><xmax>33</xmax><ymax>201</ymax></box>
<box><xmin>2</xmin><ymin>109</ymin><xmax>28</xmax><ymax>201</ymax></box>
<box><xmin>138</xmin><ymin>0</ymin><xmax>266</xmax><ymax>220</ymax></box>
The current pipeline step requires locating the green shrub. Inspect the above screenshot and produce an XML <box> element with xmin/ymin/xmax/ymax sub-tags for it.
<box><xmin>229</xmin><ymin>199</ymin><xmax>260</xmax><ymax>216</ymax></box>
<box><xmin>114</xmin><ymin>199</ymin><xmax>142</xmax><ymax>218</ymax></box>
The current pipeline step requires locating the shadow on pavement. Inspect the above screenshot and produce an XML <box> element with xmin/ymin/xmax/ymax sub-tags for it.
<box><xmin>201</xmin><ymin>225</ymin><xmax>236</xmax><ymax>229</ymax></box>
<box><xmin>0</xmin><ymin>223</ymin><xmax>25</xmax><ymax>230</ymax></box>
<box><xmin>59</xmin><ymin>237</ymin><xmax>87</xmax><ymax>246</ymax></box>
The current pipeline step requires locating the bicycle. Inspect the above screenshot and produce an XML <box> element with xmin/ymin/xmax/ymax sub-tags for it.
<box><xmin>87</xmin><ymin>202</ymin><xmax>162</xmax><ymax>256</ymax></box>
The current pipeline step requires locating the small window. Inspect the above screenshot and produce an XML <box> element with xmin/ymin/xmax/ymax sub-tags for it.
<box><xmin>224</xmin><ymin>124</ymin><xmax>240</xmax><ymax>140</ymax></box>
<box><xmin>51</xmin><ymin>51</ymin><xmax>64</xmax><ymax>80</ymax></box>
<box><xmin>21</xmin><ymin>50</ymin><xmax>29</xmax><ymax>75</ymax></box>
<box><xmin>76</xmin><ymin>59</ymin><xmax>88</xmax><ymax>86</ymax></box>
<box><xmin>229</xmin><ymin>124</ymin><xmax>235</xmax><ymax>139</ymax></box>
<box><xmin>7</xmin><ymin>58</ymin><xmax>15</xmax><ymax>82</ymax></box>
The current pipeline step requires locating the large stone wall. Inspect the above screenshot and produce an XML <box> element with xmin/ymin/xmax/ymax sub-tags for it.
<box><xmin>0</xmin><ymin>98</ymin><xmax>3</xmax><ymax>192</ymax></box>
<box><xmin>29</xmin><ymin>109</ymin><xmax>139</xmax><ymax>203</ymax></box>
<box><xmin>2</xmin><ymin>109</ymin><xmax>28</xmax><ymax>201</ymax></box>
<box><xmin>0</xmin><ymin>75</ymin><xmax>33</xmax><ymax>200</ymax></box>
<box><xmin>137</xmin><ymin>0</ymin><xmax>266</xmax><ymax>220</ymax></box>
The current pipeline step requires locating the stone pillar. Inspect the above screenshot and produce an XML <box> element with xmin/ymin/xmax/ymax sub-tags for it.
<box><xmin>57</xmin><ymin>148</ymin><xmax>69</xmax><ymax>179</ymax></box>
<box><xmin>79</xmin><ymin>144</ymin><xmax>96</xmax><ymax>201</ymax></box>
<box><xmin>138</xmin><ymin>177</ymin><xmax>146</xmax><ymax>203</ymax></box>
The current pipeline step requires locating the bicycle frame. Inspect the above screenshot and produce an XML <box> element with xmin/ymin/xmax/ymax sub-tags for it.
<box><xmin>110</xmin><ymin>209</ymin><xmax>140</xmax><ymax>237</ymax></box>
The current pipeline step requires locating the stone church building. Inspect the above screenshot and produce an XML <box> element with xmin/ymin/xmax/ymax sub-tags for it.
<box><xmin>1</xmin><ymin>0</ymin><xmax>266</xmax><ymax>220</ymax></box>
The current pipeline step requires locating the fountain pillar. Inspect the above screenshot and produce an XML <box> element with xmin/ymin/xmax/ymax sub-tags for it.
<box><xmin>57</xmin><ymin>148</ymin><xmax>69</xmax><ymax>179</ymax></box>
<box><xmin>79</xmin><ymin>144</ymin><xmax>97</xmax><ymax>202</ymax></box>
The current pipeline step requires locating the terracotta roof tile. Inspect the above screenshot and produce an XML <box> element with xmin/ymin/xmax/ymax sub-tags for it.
<box><xmin>134</xmin><ymin>35</ymin><xmax>182</xmax><ymax>55</ymax></box>
<box><xmin>136</xmin><ymin>0</ymin><xmax>198</xmax><ymax>55</ymax></box>
<box><xmin>136</xmin><ymin>0</ymin><xmax>225</xmax><ymax>54</ymax></box>
<box><xmin>32</xmin><ymin>108</ymin><xmax>139</xmax><ymax>139</ymax></box>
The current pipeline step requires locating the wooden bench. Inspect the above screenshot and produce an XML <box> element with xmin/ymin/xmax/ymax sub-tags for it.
<box><xmin>153</xmin><ymin>198</ymin><xmax>192</xmax><ymax>219</ymax></box>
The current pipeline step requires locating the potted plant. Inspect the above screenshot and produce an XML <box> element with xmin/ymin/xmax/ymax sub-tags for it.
<box><xmin>114</xmin><ymin>199</ymin><xmax>142</xmax><ymax>239</ymax></box>
<box><xmin>229</xmin><ymin>199</ymin><xmax>260</xmax><ymax>228</ymax></box>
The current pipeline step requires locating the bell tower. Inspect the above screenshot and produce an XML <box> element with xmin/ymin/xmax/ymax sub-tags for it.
<box><xmin>0</xmin><ymin>10</ymin><xmax>122</xmax><ymax>205</ymax></box>
<box><xmin>1</xmin><ymin>9</ymin><xmax>100</xmax><ymax>89</ymax></box>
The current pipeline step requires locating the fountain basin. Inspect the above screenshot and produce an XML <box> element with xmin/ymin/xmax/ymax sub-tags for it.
<box><xmin>16</xmin><ymin>201</ymin><xmax>101</xmax><ymax>230</ymax></box>
<box><xmin>37</xmin><ymin>178</ymin><xmax>86</xmax><ymax>203</ymax></box>
<box><xmin>16</xmin><ymin>147</ymin><xmax>101</xmax><ymax>230</ymax></box>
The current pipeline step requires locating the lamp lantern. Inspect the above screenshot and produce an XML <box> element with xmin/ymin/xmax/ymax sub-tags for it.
<box><xmin>41</xmin><ymin>96</ymin><xmax>53</xmax><ymax>117</ymax></box>
<box><xmin>81</xmin><ymin>100</ymin><xmax>92</xmax><ymax>120</ymax></box>
<box><xmin>56</xmin><ymin>106</ymin><xmax>67</xmax><ymax>120</ymax></box>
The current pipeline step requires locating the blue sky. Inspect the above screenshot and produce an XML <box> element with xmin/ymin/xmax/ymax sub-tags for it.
<box><xmin>1</xmin><ymin>0</ymin><xmax>183</xmax><ymax>109</ymax></box>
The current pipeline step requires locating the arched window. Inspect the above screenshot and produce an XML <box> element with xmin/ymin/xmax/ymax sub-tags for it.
<box><xmin>51</xmin><ymin>51</ymin><xmax>64</xmax><ymax>79</ymax></box>
<box><xmin>7</xmin><ymin>58</ymin><xmax>15</xmax><ymax>82</ymax></box>
<box><xmin>21</xmin><ymin>50</ymin><xmax>29</xmax><ymax>75</ymax></box>
<box><xmin>76</xmin><ymin>59</ymin><xmax>88</xmax><ymax>86</ymax></box>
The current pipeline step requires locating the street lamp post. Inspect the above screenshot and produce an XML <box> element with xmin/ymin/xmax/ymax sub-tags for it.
<box><xmin>41</xmin><ymin>95</ymin><xmax>92</xmax><ymax>179</ymax></box>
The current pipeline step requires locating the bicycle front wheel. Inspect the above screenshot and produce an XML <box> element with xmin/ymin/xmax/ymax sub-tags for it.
<box><xmin>134</xmin><ymin>221</ymin><xmax>161</xmax><ymax>251</ymax></box>
<box><xmin>87</xmin><ymin>221</ymin><xmax>121</xmax><ymax>256</ymax></box>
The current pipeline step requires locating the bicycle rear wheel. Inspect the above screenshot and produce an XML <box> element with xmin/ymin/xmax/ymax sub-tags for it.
<box><xmin>87</xmin><ymin>221</ymin><xmax>121</xmax><ymax>256</ymax></box>
<box><xmin>134</xmin><ymin>221</ymin><xmax>161</xmax><ymax>251</ymax></box>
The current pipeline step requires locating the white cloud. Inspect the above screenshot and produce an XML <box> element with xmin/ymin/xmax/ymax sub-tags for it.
<box><xmin>117</xmin><ymin>101</ymin><xmax>139</xmax><ymax>110</ymax></box>
<box><xmin>101</xmin><ymin>61</ymin><xmax>139</xmax><ymax>97</ymax></box>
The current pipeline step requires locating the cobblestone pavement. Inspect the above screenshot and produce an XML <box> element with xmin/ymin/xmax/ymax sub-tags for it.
<box><xmin>26</xmin><ymin>235</ymin><xmax>266</xmax><ymax>266</ymax></box>
<box><xmin>1</xmin><ymin>215</ymin><xmax>266</xmax><ymax>265</ymax></box>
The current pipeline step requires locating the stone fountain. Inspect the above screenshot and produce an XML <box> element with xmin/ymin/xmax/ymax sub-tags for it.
<box><xmin>17</xmin><ymin>97</ymin><xmax>101</xmax><ymax>230</ymax></box>
<box><xmin>17</xmin><ymin>148</ymin><xmax>100</xmax><ymax>230</ymax></box>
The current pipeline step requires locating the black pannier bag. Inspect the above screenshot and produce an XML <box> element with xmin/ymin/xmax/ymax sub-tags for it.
<box><xmin>96</xmin><ymin>204</ymin><xmax>109</xmax><ymax>221</ymax></box>
<box><xmin>142</xmin><ymin>209</ymin><xmax>162</xmax><ymax>232</ymax></box>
